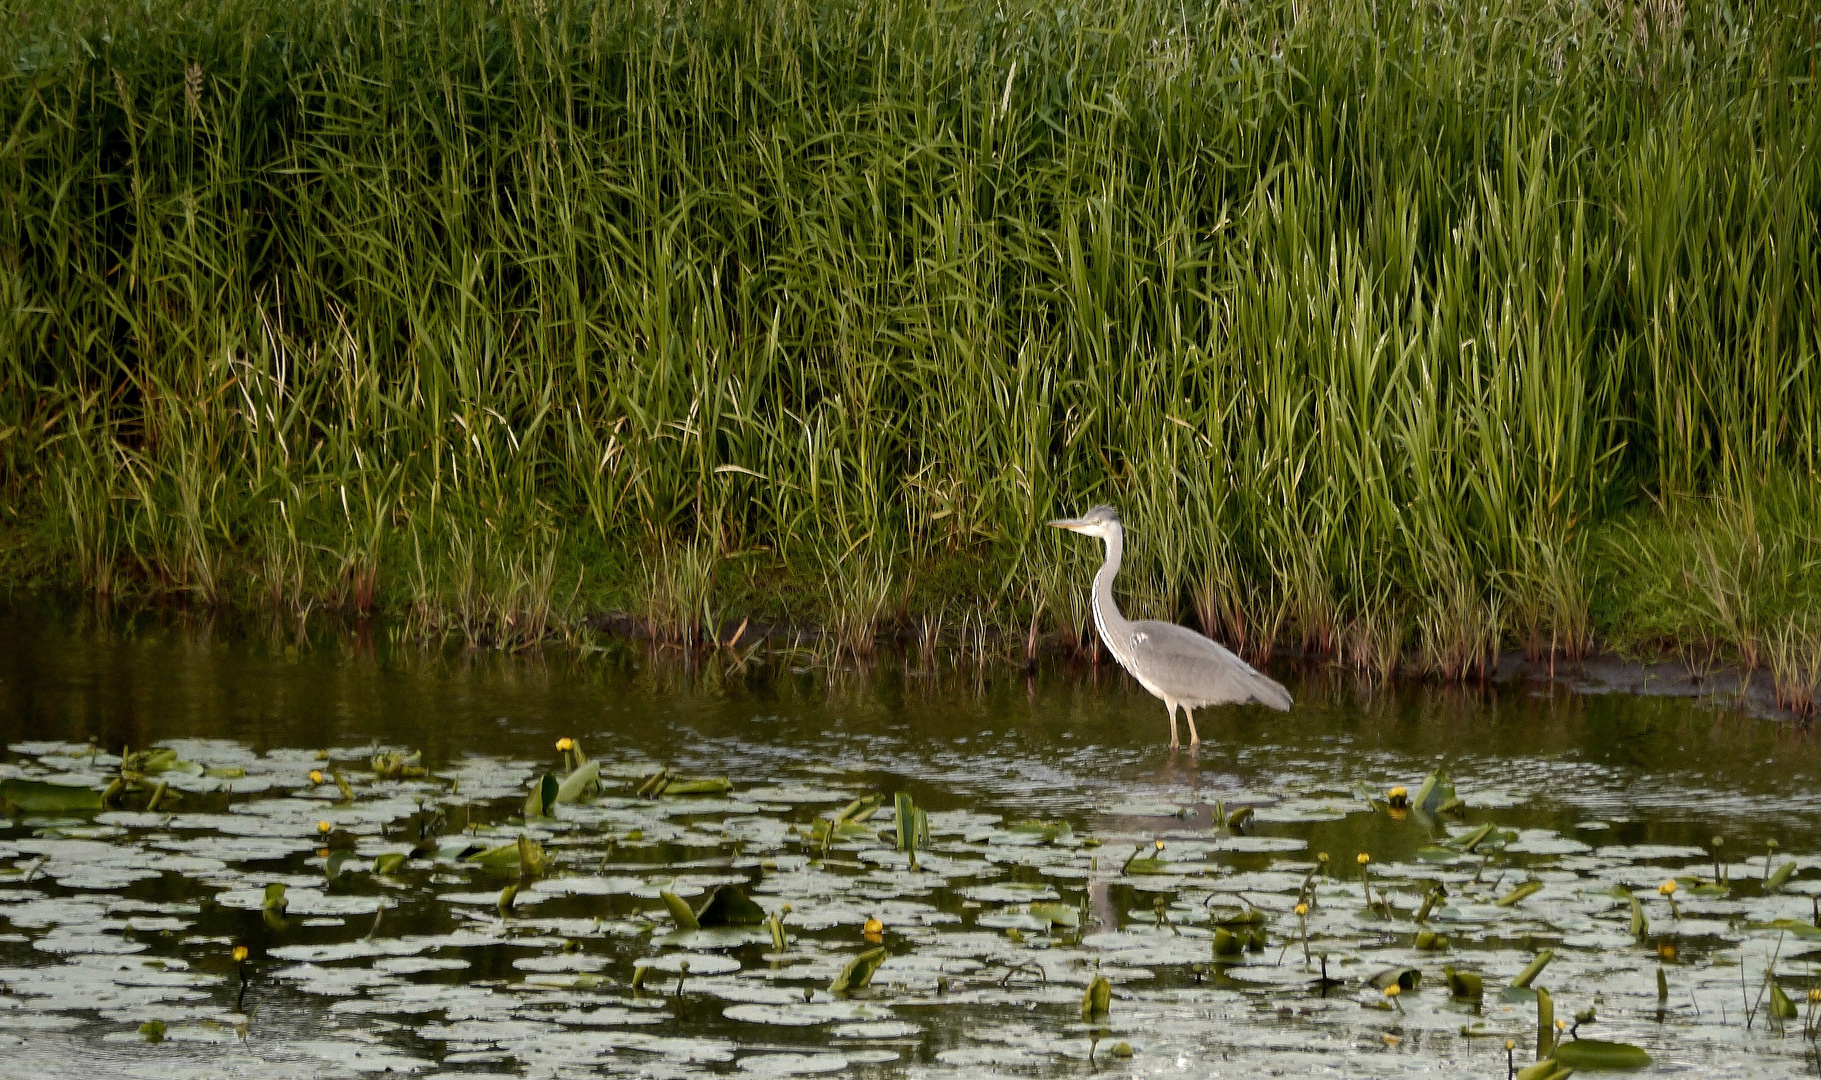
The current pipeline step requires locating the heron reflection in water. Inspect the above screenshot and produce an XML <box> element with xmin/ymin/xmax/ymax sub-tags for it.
<box><xmin>1049</xmin><ymin>505</ymin><xmax>1292</xmax><ymax>748</ymax></box>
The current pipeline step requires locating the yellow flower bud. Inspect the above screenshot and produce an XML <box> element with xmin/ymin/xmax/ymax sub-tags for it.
<box><xmin>1294</xmin><ymin>903</ymin><xmax>1309</xmax><ymax>917</ymax></box>
<box><xmin>1357</xmin><ymin>853</ymin><xmax>1371</xmax><ymax>866</ymax></box>
<box><xmin>1387</xmin><ymin>786</ymin><xmax>1407</xmax><ymax>798</ymax></box>
<box><xmin>1154</xmin><ymin>839</ymin><xmax>1165</xmax><ymax>850</ymax></box>
<box><xmin>1383</xmin><ymin>984</ymin><xmax>1400</xmax><ymax>998</ymax></box>
<box><xmin>1658</xmin><ymin>880</ymin><xmax>1677</xmax><ymax>896</ymax></box>
<box><xmin>1505</xmin><ymin>1040</ymin><xmax>1515</xmax><ymax>1050</ymax></box>
<box><xmin>317</xmin><ymin>820</ymin><xmax>332</xmax><ymax>834</ymax></box>
<box><xmin>308</xmin><ymin>770</ymin><xmax>324</xmax><ymax>785</ymax></box>
<box><xmin>1810</xmin><ymin>988</ymin><xmax>1821</xmax><ymax>1003</ymax></box>
<box><xmin>862</xmin><ymin>916</ymin><xmax>883</xmax><ymax>937</ymax></box>
<box><xmin>556</xmin><ymin>737</ymin><xmax>574</xmax><ymax>752</ymax></box>
<box><xmin>232</xmin><ymin>945</ymin><xmax>248</xmax><ymax>963</ymax></box>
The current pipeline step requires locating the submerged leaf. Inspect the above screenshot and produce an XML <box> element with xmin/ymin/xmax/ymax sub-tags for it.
<box><xmin>0</xmin><ymin>778</ymin><xmax>104</xmax><ymax>813</ymax></box>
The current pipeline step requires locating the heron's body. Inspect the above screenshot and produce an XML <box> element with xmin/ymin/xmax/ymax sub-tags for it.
<box><xmin>1053</xmin><ymin>505</ymin><xmax>1291</xmax><ymax>747</ymax></box>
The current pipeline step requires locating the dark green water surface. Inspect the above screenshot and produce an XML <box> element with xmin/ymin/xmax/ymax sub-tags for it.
<box><xmin>3</xmin><ymin>606</ymin><xmax>1820</xmax><ymax>1078</ymax></box>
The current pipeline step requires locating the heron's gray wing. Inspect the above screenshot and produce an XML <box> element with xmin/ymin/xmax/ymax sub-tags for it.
<box><xmin>1125</xmin><ymin>621</ymin><xmax>1293</xmax><ymax>711</ymax></box>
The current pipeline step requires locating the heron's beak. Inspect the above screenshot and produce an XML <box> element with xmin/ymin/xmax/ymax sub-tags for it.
<box><xmin>1047</xmin><ymin>517</ymin><xmax>1089</xmax><ymax>533</ymax></box>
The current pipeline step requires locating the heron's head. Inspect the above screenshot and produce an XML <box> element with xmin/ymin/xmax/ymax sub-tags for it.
<box><xmin>1047</xmin><ymin>505</ymin><xmax>1121</xmax><ymax>541</ymax></box>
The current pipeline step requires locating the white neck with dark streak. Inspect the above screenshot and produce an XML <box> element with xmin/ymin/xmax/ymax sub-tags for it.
<box><xmin>1090</xmin><ymin>524</ymin><xmax>1134</xmax><ymax>668</ymax></box>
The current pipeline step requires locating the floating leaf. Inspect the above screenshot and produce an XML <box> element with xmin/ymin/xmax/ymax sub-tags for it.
<box><xmin>262</xmin><ymin>883</ymin><xmax>289</xmax><ymax>912</ymax></box>
<box><xmin>1747</xmin><ymin>920</ymin><xmax>1821</xmax><ymax>940</ymax></box>
<box><xmin>138</xmin><ymin>1020</ymin><xmax>166</xmax><ymax>1043</ymax></box>
<box><xmin>1003</xmin><ymin>819</ymin><xmax>1072</xmax><ymax>844</ymax></box>
<box><xmin>1028</xmin><ymin>902</ymin><xmax>1080</xmax><ymax>929</ymax></box>
<box><xmin>373</xmin><ymin>852</ymin><xmax>408</xmax><ymax>875</ymax></box>
<box><xmin>1497</xmin><ymin>880</ymin><xmax>1545</xmax><ymax>907</ymax></box>
<box><xmin>1081</xmin><ymin>974</ymin><xmax>1111</xmax><ymax>1020</ymax></box>
<box><xmin>1767</xmin><ymin>861</ymin><xmax>1797</xmax><ymax>892</ymax></box>
<box><xmin>325</xmin><ymin>850</ymin><xmax>351</xmax><ymax>884</ymax></box>
<box><xmin>830</xmin><ymin>947</ymin><xmax>887</xmax><ymax>994</ymax></box>
<box><xmin>1417</xmin><ymin>845</ymin><xmax>1463</xmax><ymax>864</ymax></box>
<box><xmin>1553</xmin><ymin>1039</ymin><xmax>1653</xmax><ymax>1069</ymax></box>
<box><xmin>662</xmin><ymin>777</ymin><xmax>733</xmax><ymax>796</ymax></box>
<box><xmin>464</xmin><ymin>837</ymin><xmax>544</xmax><ymax>872</ymax></box>
<box><xmin>0</xmin><ymin>778</ymin><xmax>104</xmax><ymax>813</ymax></box>
<box><xmin>204</xmin><ymin>765</ymin><xmax>247</xmax><ymax>779</ymax></box>
<box><xmin>1212</xmin><ymin>928</ymin><xmax>1243</xmax><ymax>956</ymax></box>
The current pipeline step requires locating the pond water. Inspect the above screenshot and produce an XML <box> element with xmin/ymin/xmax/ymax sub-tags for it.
<box><xmin>3</xmin><ymin>605</ymin><xmax>1821</xmax><ymax>1078</ymax></box>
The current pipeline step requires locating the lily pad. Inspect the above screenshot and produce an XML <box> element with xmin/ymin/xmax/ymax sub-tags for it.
<box><xmin>1553</xmin><ymin>1039</ymin><xmax>1652</xmax><ymax>1069</ymax></box>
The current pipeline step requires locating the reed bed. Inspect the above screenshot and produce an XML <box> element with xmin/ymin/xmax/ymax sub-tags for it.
<box><xmin>0</xmin><ymin>0</ymin><xmax>1816</xmax><ymax>675</ymax></box>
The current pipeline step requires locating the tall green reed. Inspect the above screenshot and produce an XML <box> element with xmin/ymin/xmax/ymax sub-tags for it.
<box><xmin>0</xmin><ymin>0</ymin><xmax>1814</xmax><ymax>670</ymax></box>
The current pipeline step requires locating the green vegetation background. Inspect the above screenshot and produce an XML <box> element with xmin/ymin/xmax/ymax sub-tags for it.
<box><xmin>0</xmin><ymin>0</ymin><xmax>1815</xmax><ymax>690</ymax></box>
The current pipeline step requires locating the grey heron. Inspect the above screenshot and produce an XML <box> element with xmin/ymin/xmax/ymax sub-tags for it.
<box><xmin>1050</xmin><ymin>505</ymin><xmax>1292</xmax><ymax>748</ymax></box>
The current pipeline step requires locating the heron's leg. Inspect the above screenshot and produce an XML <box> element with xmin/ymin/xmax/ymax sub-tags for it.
<box><xmin>1185</xmin><ymin>707</ymin><xmax>1201</xmax><ymax>747</ymax></box>
<box><xmin>1166</xmin><ymin>701</ymin><xmax>1180</xmax><ymax>749</ymax></box>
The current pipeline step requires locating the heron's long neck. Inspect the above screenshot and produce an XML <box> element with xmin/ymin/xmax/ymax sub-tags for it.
<box><xmin>1091</xmin><ymin>526</ymin><xmax>1133</xmax><ymax>662</ymax></box>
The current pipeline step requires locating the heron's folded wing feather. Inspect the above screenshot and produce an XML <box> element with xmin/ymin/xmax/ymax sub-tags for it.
<box><xmin>1127</xmin><ymin>621</ymin><xmax>1293</xmax><ymax>710</ymax></box>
